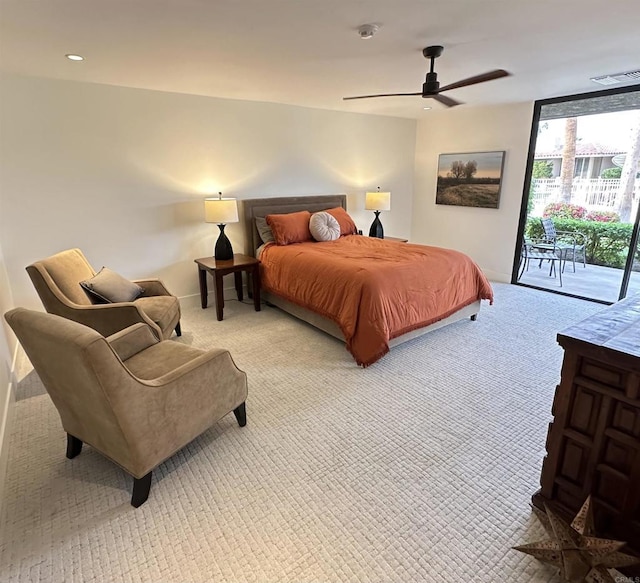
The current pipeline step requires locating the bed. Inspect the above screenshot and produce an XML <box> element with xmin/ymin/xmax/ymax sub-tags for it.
<box><xmin>242</xmin><ymin>194</ymin><xmax>493</xmax><ymax>366</ymax></box>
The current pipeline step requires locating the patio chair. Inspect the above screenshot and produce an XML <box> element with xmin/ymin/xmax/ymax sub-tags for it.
<box><xmin>518</xmin><ymin>237</ymin><xmax>563</xmax><ymax>287</ymax></box>
<box><xmin>540</xmin><ymin>218</ymin><xmax>587</xmax><ymax>272</ymax></box>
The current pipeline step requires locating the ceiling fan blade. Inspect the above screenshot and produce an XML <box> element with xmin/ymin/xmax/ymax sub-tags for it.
<box><xmin>431</xmin><ymin>93</ymin><xmax>462</xmax><ymax>107</ymax></box>
<box><xmin>438</xmin><ymin>69</ymin><xmax>510</xmax><ymax>92</ymax></box>
<box><xmin>343</xmin><ymin>92</ymin><xmax>422</xmax><ymax>101</ymax></box>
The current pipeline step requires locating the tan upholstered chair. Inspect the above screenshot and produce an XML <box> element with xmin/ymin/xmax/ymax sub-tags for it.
<box><xmin>5</xmin><ymin>308</ymin><xmax>248</xmax><ymax>507</ymax></box>
<box><xmin>26</xmin><ymin>248</ymin><xmax>181</xmax><ymax>340</ymax></box>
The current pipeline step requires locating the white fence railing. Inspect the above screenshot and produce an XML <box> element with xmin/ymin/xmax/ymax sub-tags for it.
<box><xmin>531</xmin><ymin>177</ymin><xmax>640</xmax><ymax>218</ymax></box>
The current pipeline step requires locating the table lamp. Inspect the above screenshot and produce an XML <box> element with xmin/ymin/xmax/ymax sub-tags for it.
<box><xmin>365</xmin><ymin>187</ymin><xmax>391</xmax><ymax>238</ymax></box>
<box><xmin>205</xmin><ymin>192</ymin><xmax>239</xmax><ymax>260</ymax></box>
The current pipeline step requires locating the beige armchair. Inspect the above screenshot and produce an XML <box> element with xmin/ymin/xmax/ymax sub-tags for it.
<box><xmin>26</xmin><ymin>248</ymin><xmax>181</xmax><ymax>340</ymax></box>
<box><xmin>5</xmin><ymin>308</ymin><xmax>248</xmax><ymax>507</ymax></box>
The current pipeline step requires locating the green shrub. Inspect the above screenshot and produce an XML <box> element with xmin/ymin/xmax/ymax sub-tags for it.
<box><xmin>532</xmin><ymin>160</ymin><xmax>553</xmax><ymax>179</ymax></box>
<box><xmin>600</xmin><ymin>167</ymin><xmax>622</xmax><ymax>179</ymax></box>
<box><xmin>527</xmin><ymin>182</ymin><xmax>535</xmax><ymax>216</ymax></box>
<box><xmin>526</xmin><ymin>217</ymin><xmax>634</xmax><ymax>268</ymax></box>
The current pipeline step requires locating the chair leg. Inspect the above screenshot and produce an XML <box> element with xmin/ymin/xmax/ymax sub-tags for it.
<box><xmin>518</xmin><ymin>257</ymin><xmax>528</xmax><ymax>280</ymax></box>
<box><xmin>233</xmin><ymin>402</ymin><xmax>247</xmax><ymax>427</ymax></box>
<box><xmin>558</xmin><ymin>260</ymin><xmax>563</xmax><ymax>287</ymax></box>
<box><xmin>131</xmin><ymin>472</ymin><xmax>152</xmax><ymax>508</ymax></box>
<box><xmin>518</xmin><ymin>257</ymin><xmax>524</xmax><ymax>280</ymax></box>
<box><xmin>470</xmin><ymin>314</ymin><xmax>477</xmax><ymax>321</ymax></box>
<box><xmin>66</xmin><ymin>434</ymin><xmax>83</xmax><ymax>459</ymax></box>
<box><xmin>175</xmin><ymin>321</ymin><xmax>182</xmax><ymax>337</ymax></box>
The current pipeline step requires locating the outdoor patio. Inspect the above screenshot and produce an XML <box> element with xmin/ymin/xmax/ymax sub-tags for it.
<box><xmin>517</xmin><ymin>259</ymin><xmax>640</xmax><ymax>303</ymax></box>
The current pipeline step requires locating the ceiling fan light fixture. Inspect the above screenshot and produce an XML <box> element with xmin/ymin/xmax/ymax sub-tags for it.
<box><xmin>342</xmin><ymin>44</ymin><xmax>510</xmax><ymax>107</ymax></box>
<box><xmin>357</xmin><ymin>24</ymin><xmax>380</xmax><ymax>40</ymax></box>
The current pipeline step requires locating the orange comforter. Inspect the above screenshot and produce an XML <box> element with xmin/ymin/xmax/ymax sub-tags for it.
<box><xmin>260</xmin><ymin>236</ymin><xmax>494</xmax><ymax>366</ymax></box>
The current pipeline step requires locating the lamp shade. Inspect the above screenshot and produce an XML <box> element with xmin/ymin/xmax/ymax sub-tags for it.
<box><xmin>205</xmin><ymin>197</ymin><xmax>239</xmax><ymax>224</ymax></box>
<box><xmin>365</xmin><ymin>190</ymin><xmax>391</xmax><ymax>211</ymax></box>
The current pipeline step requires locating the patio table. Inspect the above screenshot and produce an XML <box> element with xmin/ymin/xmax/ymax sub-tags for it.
<box><xmin>530</xmin><ymin>242</ymin><xmax>570</xmax><ymax>274</ymax></box>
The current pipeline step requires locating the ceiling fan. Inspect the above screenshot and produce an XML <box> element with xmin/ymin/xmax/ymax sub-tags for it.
<box><xmin>343</xmin><ymin>45</ymin><xmax>510</xmax><ymax>107</ymax></box>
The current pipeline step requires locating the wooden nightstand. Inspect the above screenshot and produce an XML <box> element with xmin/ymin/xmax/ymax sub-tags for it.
<box><xmin>369</xmin><ymin>236</ymin><xmax>408</xmax><ymax>242</ymax></box>
<box><xmin>194</xmin><ymin>254</ymin><xmax>260</xmax><ymax>321</ymax></box>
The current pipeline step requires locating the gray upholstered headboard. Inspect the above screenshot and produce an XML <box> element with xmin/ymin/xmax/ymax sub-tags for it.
<box><xmin>242</xmin><ymin>194</ymin><xmax>347</xmax><ymax>256</ymax></box>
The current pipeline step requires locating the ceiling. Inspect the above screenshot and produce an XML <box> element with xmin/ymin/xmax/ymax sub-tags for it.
<box><xmin>1</xmin><ymin>0</ymin><xmax>639</xmax><ymax>119</ymax></box>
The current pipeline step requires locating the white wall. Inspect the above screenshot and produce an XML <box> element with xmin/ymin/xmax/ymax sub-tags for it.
<box><xmin>0</xmin><ymin>74</ymin><xmax>417</xmax><ymax>307</ymax></box>
<box><xmin>412</xmin><ymin>102</ymin><xmax>534</xmax><ymax>282</ymax></box>
<box><xmin>0</xmin><ymin>241</ymin><xmax>17</xmax><ymax>507</ymax></box>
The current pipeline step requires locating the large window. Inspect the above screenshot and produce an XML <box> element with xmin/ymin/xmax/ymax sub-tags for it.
<box><xmin>514</xmin><ymin>86</ymin><xmax>640</xmax><ymax>303</ymax></box>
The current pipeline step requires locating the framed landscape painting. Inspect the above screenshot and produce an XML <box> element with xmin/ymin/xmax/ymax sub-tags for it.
<box><xmin>435</xmin><ymin>151</ymin><xmax>505</xmax><ymax>209</ymax></box>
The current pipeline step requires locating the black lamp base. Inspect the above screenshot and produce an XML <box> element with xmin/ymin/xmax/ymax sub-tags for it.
<box><xmin>214</xmin><ymin>224</ymin><xmax>234</xmax><ymax>261</ymax></box>
<box><xmin>368</xmin><ymin>211</ymin><xmax>384</xmax><ymax>239</ymax></box>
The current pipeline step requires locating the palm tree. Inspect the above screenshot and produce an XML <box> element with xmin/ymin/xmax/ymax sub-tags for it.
<box><xmin>616</xmin><ymin>112</ymin><xmax>640</xmax><ymax>224</ymax></box>
<box><xmin>559</xmin><ymin>117</ymin><xmax>578</xmax><ymax>202</ymax></box>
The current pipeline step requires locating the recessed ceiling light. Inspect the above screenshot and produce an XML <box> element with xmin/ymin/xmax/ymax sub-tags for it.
<box><xmin>423</xmin><ymin>106</ymin><xmax>432</xmax><ymax>110</ymax></box>
<box><xmin>65</xmin><ymin>54</ymin><xmax>84</xmax><ymax>61</ymax></box>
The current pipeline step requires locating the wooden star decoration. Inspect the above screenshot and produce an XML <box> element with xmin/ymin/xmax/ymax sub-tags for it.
<box><xmin>513</xmin><ymin>496</ymin><xmax>640</xmax><ymax>583</ymax></box>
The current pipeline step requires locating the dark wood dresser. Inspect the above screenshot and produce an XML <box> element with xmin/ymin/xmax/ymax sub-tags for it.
<box><xmin>533</xmin><ymin>293</ymin><xmax>640</xmax><ymax>552</ymax></box>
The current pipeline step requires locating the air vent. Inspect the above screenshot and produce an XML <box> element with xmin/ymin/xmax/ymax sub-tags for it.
<box><xmin>591</xmin><ymin>69</ymin><xmax>640</xmax><ymax>86</ymax></box>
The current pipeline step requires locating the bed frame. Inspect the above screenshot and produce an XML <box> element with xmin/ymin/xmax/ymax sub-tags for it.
<box><xmin>242</xmin><ymin>194</ymin><xmax>480</xmax><ymax>349</ymax></box>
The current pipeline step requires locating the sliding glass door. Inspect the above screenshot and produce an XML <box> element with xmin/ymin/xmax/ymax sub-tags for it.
<box><xmin>514</xmin><ymin>86</ymin><xmax>640</xmax><ymax>304</ymax></box>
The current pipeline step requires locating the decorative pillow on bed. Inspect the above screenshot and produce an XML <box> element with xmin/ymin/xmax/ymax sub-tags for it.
<box><xmin>309</xmin><ymin>211</ymin><xmax>341</xmax><ymax>242</ymax></box>
<box><xmin>255</xmin><ymin>217</ymin><xmax>275</xmax><ymax>244</ymax></box>
<box><xmin>266</xmin><ymin>211</ymin><xmax>312</xmax><ymax>245</ymax></box>
<box><xmin>80</xmin><ymin>267</ymin><xmax>144</xmax><ymax>303</ymax></box>
<box><xmin>325</xmin><ymin>207</ymin><xmax>358</xmax><ymax>236</ymax></box>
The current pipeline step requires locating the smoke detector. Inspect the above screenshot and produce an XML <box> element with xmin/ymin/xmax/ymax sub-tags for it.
<box><xmin>357</xmin><ymin>24</ymin><xmax>380</xmax><ymax>39</ymax></box>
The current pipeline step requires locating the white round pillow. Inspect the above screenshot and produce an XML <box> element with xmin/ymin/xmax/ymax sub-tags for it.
<box><xmin>309</xmin><ymin>211</ymin><xmax>341</xmax><ymax>242</ymax></box>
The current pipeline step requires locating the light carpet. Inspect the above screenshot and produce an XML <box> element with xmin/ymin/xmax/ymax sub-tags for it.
<box><xmin>0</xmin><ymin>283</ymin><xmax>604</xmax><ymax>582</ymax></box>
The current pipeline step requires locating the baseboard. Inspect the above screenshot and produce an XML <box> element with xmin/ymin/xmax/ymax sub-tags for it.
<box><xmin>177</xmin><ymin>292</ymin><xmax>201</xmax><ymax>300</ymax></box>
<box><xmin>483</xmin><ymin>269</ymin><xmax>511</xmax><ymax>283</ymax></box>
<box><xmin>0</xmin><ymin>343</ymin><xmax>19</xmax><ymax>514</ymax></box>
<box><xmin>178</xmin><ymin>284</ymin><xmax>251</xmax><ymax>303</ymax></box>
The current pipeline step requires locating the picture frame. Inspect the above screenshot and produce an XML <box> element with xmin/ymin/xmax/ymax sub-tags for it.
<box><xmin>435</xmin><ymin>151</ymin><xmax>505</xmax><ymax>209</ymax></box>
